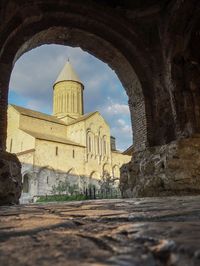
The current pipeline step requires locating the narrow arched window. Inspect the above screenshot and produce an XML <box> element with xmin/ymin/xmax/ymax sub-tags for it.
<box><xmin>56</xmin><ymin>146</ymin><xmax>58</xmax><ymax>156</ymax></box>
<box><xmin>99</xmin><ymin>137</ymin><xmax>102</xmax><ymax>155</ymax></box>
<box><xmin>102</xmin><ymin>136</ymin><xmax>107</xmax><ymax>155</ymax></box>
<box><xmin>89</xmin><ymin>136</ymin><xmax>91</xmax><ymax>152</ymax></box>
<box><xmin>97</xmin><ymin>136</ymin><xmax>100</xmax><ymax>154</ymax></box>
<box><xmin>104</xmin><ymin>140</ymin><xmax>106</xmax><ymax>154</ymax></box>
<box><xmin>10</xmin><ymin>138</ymin><xmax>13</xmax><ymax>152</ymax></box>
<box><xmin>73</xmin><ymin>149</ymin><xmax>75</xmax><ymax>158</ymax></box>
<box><xmin>73</xmin><ymin>93</ymin><xmax>75</xmax><ymax>112</ymax></box>
<box><xmin>95</xmin><ymin>136</ymin><xmax>98</xmax><ymax>155</ymax></box>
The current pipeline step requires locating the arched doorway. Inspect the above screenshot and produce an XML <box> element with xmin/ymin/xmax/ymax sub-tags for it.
<box><xmin>89</xmin><ymin>171</ymin><xmax>100</xmax><ymax>189</ymax></box>
<box><xmin>112</xmin><ymin>165</ymin><xmax>120</xmax><ymax>179</ymax></box>
<box><xmin>38</xmin><ymin>167</ymin><xmax>55</xmax><ymax>195</ymax></box>
<box><xmin>67</xmin><ymin>167</ymin><xmax>80</xmax><ymax>190</ymax></box>
<box><xmin>23</xmin><ymin>173</ymin><xmax>30</xmax><ymax>193</ymax></box>
<box><xmin>90</xmin><ymin>171</ymin><xmax>100</xmax><ymax>180</ymax></box>
<box><xmin>103</xmin><ymin>163</ymin><xmax>112</xmax><ymax>176</ymax></box>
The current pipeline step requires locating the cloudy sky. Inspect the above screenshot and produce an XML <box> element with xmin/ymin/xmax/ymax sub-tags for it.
<box><xmin>9</xmin><ymin>45</ymin><xmax>132</xmax><ymax>151</ymax></box>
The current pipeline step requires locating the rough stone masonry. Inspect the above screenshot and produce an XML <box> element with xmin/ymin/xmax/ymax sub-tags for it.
<box><xmin>0</xmin><ymin>0</ymin><xmax>200</xmax><ymax>202</ymax></box>
<box><xmin>0</xmin><ymin>197</ymin><xmax>200</xmax><ymax>266</ymax></box>
<box><xmin>120</xmin><ymin>135</ymin><xmax>200</xmax><ymax>197</ymax></box>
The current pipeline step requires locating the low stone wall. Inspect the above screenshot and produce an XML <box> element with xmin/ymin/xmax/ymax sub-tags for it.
<box><xmin>120</xmin><ymin>135</ymin><xmax>200</xmax><ymax>197</ymax></box>
<box><xmin>0</xmin><ymin>151</ymin><xmax>22</xmax><ymax>205</ymax></box>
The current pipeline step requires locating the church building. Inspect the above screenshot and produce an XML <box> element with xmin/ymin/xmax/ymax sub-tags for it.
<box><xmin>7</xmin><ymin>61</ymin><xmax>131</xmax><ymax>202</ymax></box>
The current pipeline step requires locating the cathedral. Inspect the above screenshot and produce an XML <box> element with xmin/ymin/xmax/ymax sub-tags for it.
<box><xmin>6</xmin><ymin>61</ymin><xmax>131</xmax><ymax>202</ymax></box>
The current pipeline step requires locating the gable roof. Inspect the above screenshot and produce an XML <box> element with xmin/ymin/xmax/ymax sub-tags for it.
<box><xmin>10</xmin><ymin>104</ymin><xmax>67</xmax><ymax>126</ymax></box>
<box><xmin>9</xmin><ymin>104</ymin><xmax>107</xmax><ymax>128</ymax></box>
<box><xmin>22</xmin><ymin>129</ymin><xmax>85</xmax><ymax>148</ymax></box>
<box><xmin>123</xmin><ymin>144</ymin><xmax>134</xmax><ymax>155</ymax></box>
<box><xmin>67</xmin><ymin>111</ymin><xmax>98</xmax><ymax>125</ymax></box>
<box><xmin>54</xmin><ymin>61</ymin><xmax>82</xmax><ymax>86</ymax></box>
<box><xmin>16</xmin><ymin>149</ymin><xmax>35</xmax><ymax>156</ymax></box>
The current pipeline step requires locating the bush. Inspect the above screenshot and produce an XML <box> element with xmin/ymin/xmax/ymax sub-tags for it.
<box><xmin>51</xmin><ymin>179</ymin><xmax>81</xmax><ymax>196</ymax></box>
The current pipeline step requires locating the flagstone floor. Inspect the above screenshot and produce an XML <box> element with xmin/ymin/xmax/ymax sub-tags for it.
<box><xmin>0</xmin><ymin>196</ymin><xmax>200</xmax><ymax>266</ymax></box>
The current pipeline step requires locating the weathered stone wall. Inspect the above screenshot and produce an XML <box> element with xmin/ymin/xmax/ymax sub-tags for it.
<box><xmin>20</xmin><ymin>164</ymin><xmax>87</xmax><ymax>202</ymax></box>
<box><xmin>1</xmin><ymin>0</ymin><xmax>200</xmax><ymax>203</ymax></box>
<box><xmin>0</xmin><ymin>151</ymin><xmax>22</xmax><ymax>205</ymax></box>
<box><xmin>120</xmin><ymin>135</ymin><xmax>200</xmax><ymax>197</ymax></box>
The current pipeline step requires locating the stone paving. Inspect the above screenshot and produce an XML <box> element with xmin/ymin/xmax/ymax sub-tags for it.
<box><xmin>0</xmin><ymin>196</ymin><xmax>200</xmax><ymax>266</ymax></box>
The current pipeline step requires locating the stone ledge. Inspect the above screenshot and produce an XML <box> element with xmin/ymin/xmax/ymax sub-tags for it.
<box><xmin>0</xmin><ymin>197</ymin><xmax>200</xmax><ymax>265</ymax></box>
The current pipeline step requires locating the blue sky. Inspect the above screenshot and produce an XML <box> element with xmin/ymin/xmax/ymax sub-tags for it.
<box><xmin>9</xmin><ymin>45</ymin><xmax>132</xmax><ymax>151</ymax></box>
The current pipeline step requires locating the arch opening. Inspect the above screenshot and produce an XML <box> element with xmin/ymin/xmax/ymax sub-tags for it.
<box><xmin>23</xmin><ymin>173</ymin><xmax>30</xmax><ymax>193</ymax></box>
<box><xmin>0</xmin><ymin>2</ymin><xmax>155</xmax><ymax>153</ymax></box>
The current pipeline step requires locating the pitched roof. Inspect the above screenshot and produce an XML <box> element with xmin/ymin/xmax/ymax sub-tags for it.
<box><xmin>123</xmin><ymin>144</ymin><xmax>134</xmax><ymax>155</ymax></box>
<box><xmin>54</xmin><ymin>61</ymin><xmax>82</xmax><ymax>86</ymax></box>
<box><xmin>112</xmin><ymin>150</ymin><xmax>122</xmax><ymax>154</ymax></box>
<box><xmin>22</xmin><ymin>130</ymin><xmax>85</xmax><ymax>148</ymax></box>
<box><xmin>16</xmin><ymin>149</ymin><xmax>35</xmax><ymax>156</ymax></box>
<box><xmin>10</xmin><ymin>104</ymin><xmax>67</xmax><ymax>126</ymax></box>
<box><xmin>67</xmin><ymin>111</ymin><xmax>98</xmax><ymax>125</ymax></box>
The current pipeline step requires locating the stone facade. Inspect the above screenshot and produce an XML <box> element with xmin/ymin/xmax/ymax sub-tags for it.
<box><xmin>6</xmin><ymin>62</ymin><xmax>131</xmax><ymax>202</ymax></box>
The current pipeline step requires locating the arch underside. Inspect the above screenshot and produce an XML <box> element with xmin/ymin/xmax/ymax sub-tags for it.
<box><xmin>1</xmin><ymin>1</ymin><xmax>198</xmax><ymax>151</ymax></box>
<box><xmin>0</xmin><ymin>0</ymin><xmax>163</xmax><ymax>152</ymax></box>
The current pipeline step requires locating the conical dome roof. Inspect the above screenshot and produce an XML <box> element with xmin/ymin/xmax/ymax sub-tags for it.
<box><xmin>54</xmin><ymin>61</ymin><xmax>82</xmax><ymax>85</ymax></box>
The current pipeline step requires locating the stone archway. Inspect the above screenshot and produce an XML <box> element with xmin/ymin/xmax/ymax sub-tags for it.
<box><xmin>103</xmin><ymin>163</ymin><xmax>112</xmax><ymax>176</ymax></box>
<box><xmin>0</xmin><ymin>0</ymin><xmax>178</xmax><ymax>155</ymax></box>
<box><xmin>37</xmin><ymin>166</ymin><xmax>56</xmax><ymax>195</ymax></box>
<box><xmin>90</xmin><ymin>171</ymin><xmax>100</xmax><ymax>180</ymax></box>
<box><xmin>112</xmin><ymin>165</ymin><xmax>120</xmax><ymax>179</ymax></box>
<box><xmin>1</xmin><ymin>0</ymin><xmax>200</xmax><ymax>204</ymax></box>
<box><xmin>67</xmin><ymin>167</ymin><xmax>80</xmax><ymax>178</ymax></box>
<box><xmin>89</xmin><ymin>171</ymin><xmax>100</xmax><ymax>189</ymax></box>
<box><xmin>161</xmin><ymin>0</ymin><xmax>200</xmax><ymax>138</ymax></box>
<box><xmin>67</xmin><ymin>167</ymin><xmax>80</xmax><ymax>189</ymax></box>
<box><xmin>23</xmin><ymin>173</ymin><xmax>30</xmax><ymax>193</ymax></box>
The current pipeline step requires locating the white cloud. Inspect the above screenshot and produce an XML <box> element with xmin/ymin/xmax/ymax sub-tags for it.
<box><xmin>86</xmin><ymin>77</ymin><xmax>102</xmax><ymax>91</ymax></box>
<box><xmin>26</xmin><ymin>99</ymin><xmax>52</xmax><ymax>114</ymax></box>
<box><xmin>117</xmin><ymin>119</ymin><xmax>126</xmax><ymax>126</ymax></box>
<box><xmin>116</xmin><ymin>119</ymin><xmax>132</xmax><ymax>134</ymax></box>
<box><xmin>111</xmin><ymin>120</ymin><xmax>133</xmax><ymax>151</ymax></box>
<box><xmin>104</xmin><ymin>103</ymin><xmax>130</xmax><ymax>115</ymax></box>
<box><xmin>121</xmin><ymin>124</ymin><xmax>132</xmax><ymax>134</ymax></box>
<box><xmin>9</xmin><ymin>46</ymin><xmax>87</xmax><ymax>96</ymax></box>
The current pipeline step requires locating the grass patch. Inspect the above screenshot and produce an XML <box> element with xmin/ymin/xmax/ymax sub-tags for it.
<box><xmin>36</xmin><ymin>194</ymin><xmax>88</xmax><ymax>203</ymax></box>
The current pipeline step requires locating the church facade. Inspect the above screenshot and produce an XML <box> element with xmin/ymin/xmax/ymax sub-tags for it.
<box><xmin>7</xmin><ymin>61</ymin><xmax>131</xmax><ymax>202</ymax></box>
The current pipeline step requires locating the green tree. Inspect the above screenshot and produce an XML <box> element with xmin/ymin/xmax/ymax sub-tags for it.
<box><xmin>51</xmin><ymin>179</ymin><xmax>79</xmax><ymax>195</ymax></box>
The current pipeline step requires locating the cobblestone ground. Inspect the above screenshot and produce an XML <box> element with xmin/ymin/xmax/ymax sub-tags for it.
<box><xmin>0</xmin><ymin>196</ymin><xmax>200</xmax><ymax>266</ymax></box>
